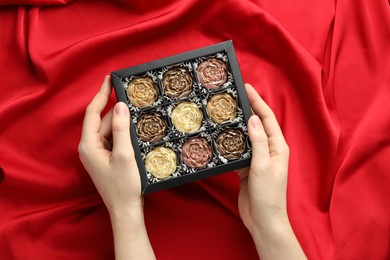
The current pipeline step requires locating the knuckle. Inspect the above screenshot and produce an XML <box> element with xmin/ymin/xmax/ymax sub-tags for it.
<box><xmin>112</xmin><ymin>118</ymin><xmax>128</xmax><ymax>132</ymax></box>
<box><xmin>284</xmin><ymin>144</ymin><xmax>290</xmax><ymax>155</ymax></box>
<box><xmin>253</xmin><ymin>98</ymin><xmax>264</xmax><ymax>111</ymax></box>
<box><xmin>78</xmin><ymin>142</ymin><xmax>88</xmax><ymax>160</ymax></box>
<box><xmin>280</xmin><ymin>142</ymin><xmax>290</xmax><ymax>156</ymax></box>
<box><xmin>113</xmin><ymin>149</ymin><xmax>133</xmax><ymax>163</ymax></box>
<box><xmin>251</xmin><ymin>158</ymin><xmax>271</xmax><ymax>173</ymax></box>
<box><xmin>255</xmin><ymin>138</ymin><xmax>269</xmax><ymax>148</ymax></box>
<box><xmin>251</xmin><ymin>130</ymin><xmax>268</xmax><ymax>144</ymax></box>
<box><xmin>273</xmin><ymin>142</ymin><xmax>290</xmax><ymax>158</ymax></box>
<box><xmin>78</xmin><ymin>142</ymin><xmax>85</xmax><ymax>155</ymax></box>
<box><xmin>85</xmin><ymin>104</ymin><xmax>95</xmax><ymax>114</ymax></box>
<box><xmin>128</xmin><ymin>146</ymin><xmax>135</xmax><ymax>158</ymax></box>
<box><xmin>112</xmin><ymin>115</ymin><xmax>129</xmax><ymax>131</ymax></box>
<box><xmin>114</xmin><ymin>151</ymin><xmax>127</xmax><ymax>162</ymax></box>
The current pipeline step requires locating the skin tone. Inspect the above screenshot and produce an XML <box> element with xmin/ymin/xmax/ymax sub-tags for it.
<box><xmin>237</xmin><ymin>84</ymin><xmax>306</xmax><ymax>260</ymax></box>
<box><xmin>79</xmin><ymin>75</ymin><xmax>155</xmax><ymax>260</ymax></box>
<box><xmin>79</xmin><ymin>76</ymin><xmax>306</xmax><ymax>260</ymax></box>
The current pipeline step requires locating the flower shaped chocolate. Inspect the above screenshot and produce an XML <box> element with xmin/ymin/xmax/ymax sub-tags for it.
<box><xmin>145</xmin><ymin>147</ymin><xmax>177</xmax><ymax>179</ymax></box>
<box><xmin>206</xmin><ymin>92</ymin><xmax>237</xmax><ymax>124</ymax></box>
<box><xmin>216</xmin><ymin>129</ymin><xmax>246</xmax><ymax>160</ymax></box>
<box><xmin>182</xmin><ymin>137</ymin><xmax>212</xmax><ymax>169</ymax></box>
<box><xmin>197</xmin><ymin>58</ymin><xmax>227</xmax><ymax>89</ymax></box>
<box><xmin>171</xmin><ymin>102</ymin><xmax>203</xmax><ymax>133</ymax></box>
<box><xmin>136</xmin><ymin>112</ymin><xmax>167</xmax><ymax>142</ymax></box>
<box><xmin>127</xmin><ymin>77</ymin><xmax>158</xmax><ymax>108</ymax></box>
<box><xmin>162</xmin><ymin>67</ymin><xmax>193</xmax><ymax>98</ymax></box>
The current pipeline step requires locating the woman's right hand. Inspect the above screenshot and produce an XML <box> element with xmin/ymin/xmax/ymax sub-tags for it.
<box><xmin>237</xmin><ymin>83</ymin><xmax>306</xmax><ymax>260</ymax></box>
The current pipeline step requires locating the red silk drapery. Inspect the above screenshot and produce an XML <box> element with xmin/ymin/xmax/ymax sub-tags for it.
<box><xmin>0</xmin><ymin>1</ymin><xmax>389</xmax><ymax>259</ymax></box>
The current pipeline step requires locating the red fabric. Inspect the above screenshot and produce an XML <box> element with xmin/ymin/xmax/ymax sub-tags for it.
<box><xmin>0</xmin><ymin>0</ymin><xmax>73</xmax><ymax>5</ymax></box>
<box><xmin>0</xmin><ymin>0</ymin><xmax>389</xmax><ymax>259</ymax></box>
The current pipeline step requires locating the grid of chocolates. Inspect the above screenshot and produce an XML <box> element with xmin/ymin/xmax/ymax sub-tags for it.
<box><xmin>122</xmin><ymin>53</ymin><xmax>251</xmax><ymax>183</ymax></box>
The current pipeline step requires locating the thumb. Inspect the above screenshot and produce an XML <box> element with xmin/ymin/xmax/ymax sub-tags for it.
<box><xmin>248</xmin><ymin>115</ymin><xmax>272</xmax><ymax>174</ymax></box>
<box><xmin>111</xmin><ymin>102</ymin><xmax>133</xmax><ymax>161</ymax></box>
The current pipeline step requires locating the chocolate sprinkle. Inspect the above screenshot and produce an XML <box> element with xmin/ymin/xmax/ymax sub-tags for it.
<box><xmin>206</xmin><ymin>92</ymin><xmax>237</xmax><ymax>124</ymax></box>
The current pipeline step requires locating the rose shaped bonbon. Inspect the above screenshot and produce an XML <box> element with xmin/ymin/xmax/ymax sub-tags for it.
<box><xmin>182</xmin><ymin>137</ymin><xmax>212</xmax><ymax>169</ymax></box>
<box><xmin>162</xmin><ymin>67</ymin><xmax>193</xmax><ymax>98</ymax></box>
<box><xmin>197</xmin><ymin>58</ymin><xmax>227</xmax><ymax>89</ymax></box>
<box><xmin>216</xmin><ymin>129</ymin><xmax>246</xmax><ymax>160</ymax></box>
<box><xmin>145</xmin><ymin>147</ymin><xmax>177</xmax><ymax>179</ymax></box>
<box><xmin>127</xmin><ymin>77</ymin><xmax>158</xmax><ymax>108</ymax></box>
<box><xmin>136</xmin><ymin>112</ymin><xmax>167</xmax><ymax>142</ymax></box>
<box><xmin>206</xmin><ymin>92</ymin><xmax>237</xmax><ymax>124</ymax></box>
<box><xmin>171</xmin><ymin>101</ymin><xmax>203</xmax><ymax>133</ymax></box>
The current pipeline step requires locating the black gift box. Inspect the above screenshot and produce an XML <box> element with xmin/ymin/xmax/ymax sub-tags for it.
<box><xmin>111</xmin><ymin>40</ymin><xmax>252</xmax><ymax>194</ymax></box>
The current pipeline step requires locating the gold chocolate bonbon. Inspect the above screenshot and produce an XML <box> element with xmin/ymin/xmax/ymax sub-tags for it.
<box><xmin>171</xmin><ymin>101</ymin><xmax>203</xmax><ymax>133</ymax></box>
<box><xmin>145</xmin><ymin>147</ymin><xmax>177</xmax><ymax>179</ymax></box>
<box><xmin>127</xmin><ymin>77</ymin><xmax>158</xmax><ymax>108</ymax></box>
<box><xmin>206</xmin><ymin>92</ymin><xmax>237</xmax><ymax>124</ymax></box>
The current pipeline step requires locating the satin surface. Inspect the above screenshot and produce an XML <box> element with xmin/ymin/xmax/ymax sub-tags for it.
<box><xmin>0</xmin><ymin>0</ymin><xmax>389</xmax><ymax>259</ymax></box>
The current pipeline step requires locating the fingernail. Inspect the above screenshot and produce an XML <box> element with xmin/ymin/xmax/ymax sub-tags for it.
<box><xmin>250</xmin><ymin>115</ymin><xmax>261</xmax><ymax>129</ymax></box>
<box><xmin>115</xmin><ymin>102</ymin><xmax>128</xmax><ymax>115</ymax></box>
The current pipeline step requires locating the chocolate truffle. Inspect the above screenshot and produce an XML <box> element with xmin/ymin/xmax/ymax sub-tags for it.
<box><xmin>162</xmin><ymin>67</ymin><xmax>193</xmax><ymax>98</ymax></box>
<box><xmin>136</xmin><ymin>112</ymin><xmax>167</xmax><ymax>142</ymax></box>
<box><xmin>127</xmin><ymin>77</ymin><xmax>158</xmax><ymax>108</ymax></box>
<box><xmin>171</xmin><ymin>101</ymin><xmax>203</xmax><ymax>133</ymax></box>
<box><xmin>145</xmin><ymin>147</ymin><xmax>177</xmax><ymax>179</ymax></box>
<box><xmin>206</xmin><ymin>92</ymin><xmax>237</xmax><ymax>124</ymax></box>
<box><xmin>197</xmin><ymin>58</ymin><xmax>227</xmax><ymax>89</ymax></box>
<box><xmin>182</xmin><ymin>137</ymin><xmax>212</xmax><ymax>169</ymax></box>
<box><xmin>216</xmin><ymin>129</ymin><xmax>246</xmax><ymax>160</ymax></box>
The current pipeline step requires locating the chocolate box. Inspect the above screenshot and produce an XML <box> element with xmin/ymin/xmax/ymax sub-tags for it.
<box><xmin>111</xmin><ymin>40</ymin><xmax>252</xmax><ymax>194</ymax></box>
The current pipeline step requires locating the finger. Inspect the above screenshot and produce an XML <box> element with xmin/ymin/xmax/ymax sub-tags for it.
<box><xmin>111</xmin><ymin>102</ymin><xmax>133</xmax><ymax>162</ymax></box>
<box><xmin>245</xmin><ymin>84</ymin><xmax>289</xmax><ymax>158</ymax></box>
<box><xmin>247</xmin><ymin>115</ymin><xmax>273</xmax><ymax>173</ymax></box>
<box><xmin>99</xmin><ymin>108</ymin><xmax>114</xmax><ymax>139</ymax></box>
<box><xmin>81</xmin><ymin>75</ymin><xmax>112</xmax><ymax>139</ymax></box>
<box><xmin>245</xmin><ymin>83</ymin><xmax>284</xmax><ymax>139</ymax></box>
